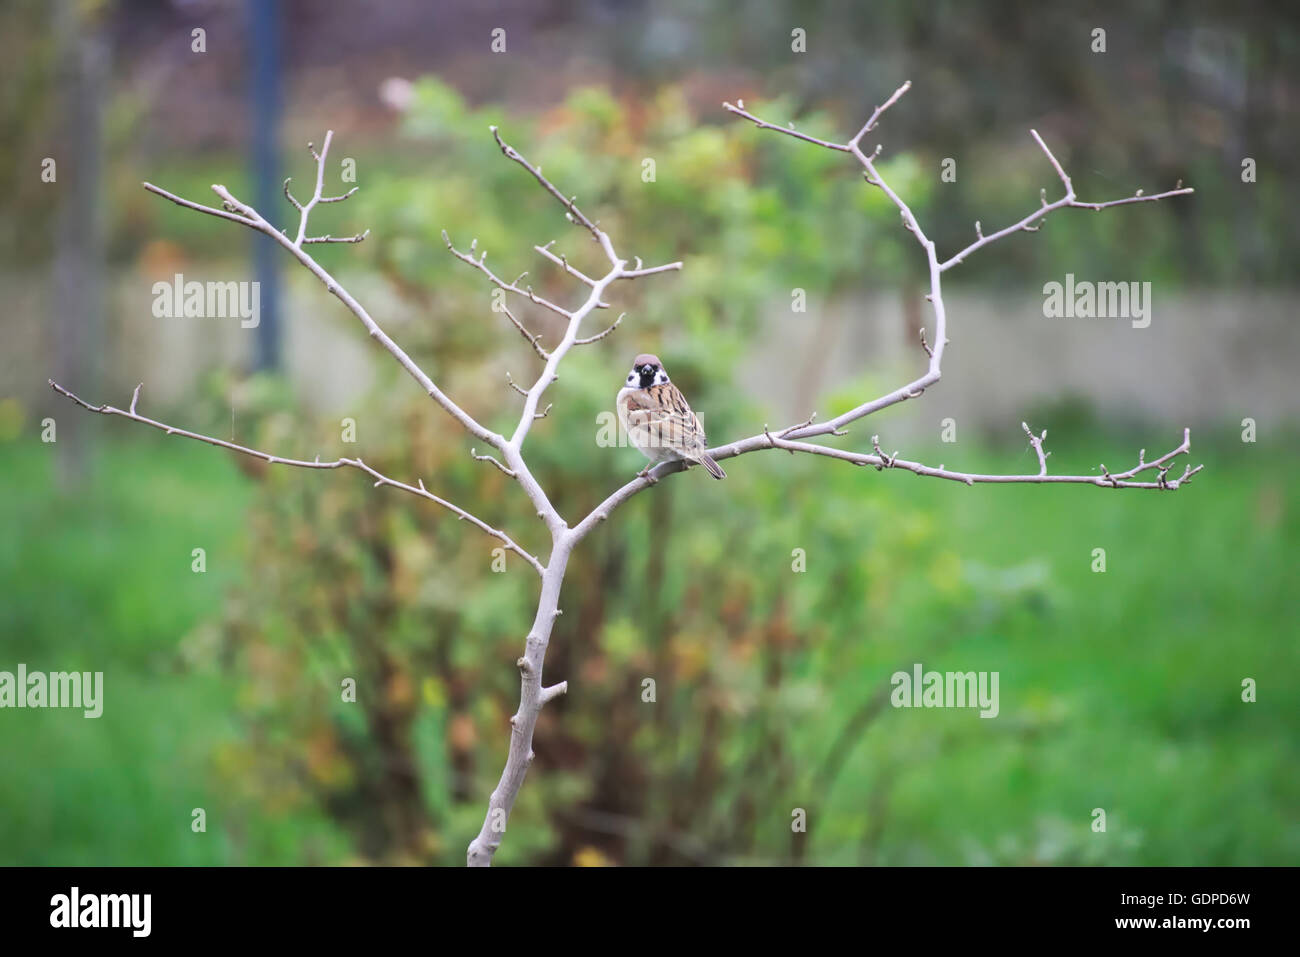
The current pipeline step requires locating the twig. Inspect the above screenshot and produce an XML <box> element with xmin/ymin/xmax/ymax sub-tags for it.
<box><xmin>870</xmin><ymin>435</ymin><xmax>899</xmax><ymax>470</ymax></box>
<box><xmin>443</xmin><ymin>231</ymin><xmax>570</xmax><ymax>319</ymax></box>
<box><xmin>492</xmin><ymin>126</ymin><xmax>601</xmax><ymax>239</ymax></box>
<box><xmin>499</xmin><ymin>304</ymin><xmax>550</xmax><ymax>360</ymax></box>
<box><xmin>303</xmin><ymin>230</ymin><xmax>369</xmax><ymax>244</ymax></box>
<box><xmin>288</xmin><ymin>131</ymin><xmax>365</xmax><ymax>248</ymax></box>
<box><xmin>939</xmin><ymin>129</ymin><xmax>1193</xmax><ymax>271</ymax></box>
<box><xmin>471</xmin><ymin>447</ymin><xmax>517</xmax><ymax>478</ymax></box>
<box><xmin>505</xmin><ymin>372</ymin><xmax>529</xmax><ymax>397</ymax></box>
<box><xmin>535</xmin><ymin>240</ymin><xmax>601</xmax><ymax>288</ymax></box>
<box><xmin>849</xmin><ymin>80</ymin><xmax>913</xmax><ymax>144</ymax></box>
<box><xmin>723</xmin><ymin>98</ymin><xmax>851</xmax><ymax>152</ymax></box>
<box><xmin>573</xmin><ymin>312</ymin><xmax>625</xmax><ymax>345</ymax></box>
<box><xmin>1022</xmin><ymin>421</ymin><xmax>1050</xmax><ymax>477</ymax></box>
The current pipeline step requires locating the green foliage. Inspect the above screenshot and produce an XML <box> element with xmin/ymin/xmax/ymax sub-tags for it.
<box><xmin>3</xmin><ymin>423</ymin><xmax>1295</xmax><ymax>864</ymax></box>
<box><xmin>0</xmin><ymin>440</ymin><xmax>350</xmax><ymax>865</ymax></box>
<box><xmin>5</xmin><ymin>80</ymin><xmax>1295</xmax><ymax>866</ymax></box>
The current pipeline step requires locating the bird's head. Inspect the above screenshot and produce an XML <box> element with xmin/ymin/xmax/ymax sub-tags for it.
<box><xmin>626</xmin><ymin>353</ymin><xmax>669</xmax><ymax>389</ymax></box>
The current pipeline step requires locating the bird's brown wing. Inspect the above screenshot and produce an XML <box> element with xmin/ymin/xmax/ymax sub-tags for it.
<box><xmin>624</xmin><ymin>383</ymin><xmax>707</xmax><ymax>456</ymax></box>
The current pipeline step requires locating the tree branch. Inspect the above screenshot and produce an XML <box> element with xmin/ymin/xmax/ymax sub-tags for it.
<box><xmin>570</xmin><ymin>88</ymin><xmax>1201</xmax><ymax>542</ymax></box>
<box><xmin>707</xmin><ymin>85</ymin><xmax>1198</xmax><ymax>470</ymax></box>
<box><xmin>142</xmin><ymin>138</ymin><xmax>502</xmax><ymax>452</ymax></box>
<box><xmin>938</xmin><ymin>130</ymin><xmax>1193</xmax><ymax>272</ymax></box>
<box><xmin>573</xmin><ymin>312</ymin><xmax>625</xmax><ymax>346</ymax></box>
<box><xmin>500</xmin><ymin>304</ymin><xmax>551</xmax><ymax>360</ymax></box>
<box><xmin>460</xmin><ymin>128</ymin><xmax>680</xmax><ymax>866</ymax></box>
<box><xmin>47</xmin><ymin>380</ymin><xmax>544</xmax><ymax>576</ymax></box>
<box><xmin>284</xmin><ymin>131</ymin><xmax>368</xmax><ymax>246</ymax></box>
<box><xmin>443</xmin><ymin>232</ymin><xmax>572</xmax><ymax>320</ymax></box>
<box><xmin>759</xmin><ymin>427</ymin><xmax>1201</xmax><ymax>489</ymax></box>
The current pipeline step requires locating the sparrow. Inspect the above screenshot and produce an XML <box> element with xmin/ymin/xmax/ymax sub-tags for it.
<box><xmin>616</xmin><ymin>353</ymin><xmax>726</xmax><ymax>480</ymax></box>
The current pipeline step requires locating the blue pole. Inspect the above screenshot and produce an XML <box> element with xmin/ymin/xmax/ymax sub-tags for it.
<box><xmin>248</xmin><ymin>0</ymin><xmax>281</xmax><ymax>371</ymax></box>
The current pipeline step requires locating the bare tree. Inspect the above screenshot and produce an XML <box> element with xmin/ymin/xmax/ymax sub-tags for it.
<box><xmin>50</xmin><ymin>83</ymin><xmax>1198</xmax><ymax>867</ymax></box>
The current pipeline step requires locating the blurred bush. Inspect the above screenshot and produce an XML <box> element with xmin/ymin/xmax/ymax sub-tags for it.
<box><xmin>175</xmin><ymin>83</ymin><xmax>1297</xmax><ymax>865</ymax></box>
<box><xmin>193</xmin><ymin>81</ymin><xmax>929</xmax><ymax>864</ymax></box>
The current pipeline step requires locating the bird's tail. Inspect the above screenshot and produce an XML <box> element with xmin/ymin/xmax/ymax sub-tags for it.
<box><xmin>699</xmin><ymin>453</ymin><xmax>727</xmax><ymax>480</ymax></box>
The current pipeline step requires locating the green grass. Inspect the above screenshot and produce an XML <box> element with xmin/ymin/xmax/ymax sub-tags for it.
<box><xmin>1</xmin><ymin>426</ymin><xmax>1296</xmax><ymax>864</ymax></box>
<box><xmin>800</xmin><ymin>428</ymin><xmax>1300</xmax><ymax>865</ymax></box>
<box><xmin>0</xmin><ymin>435</ymin><xmax>348</xmax><ymax>864</ymax></box>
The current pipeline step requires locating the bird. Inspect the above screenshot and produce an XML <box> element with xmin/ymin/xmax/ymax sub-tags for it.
<box><xmin>616</xmin><ymin>353</ymin><xmax>726</xmax><ymax>480</ymax></box>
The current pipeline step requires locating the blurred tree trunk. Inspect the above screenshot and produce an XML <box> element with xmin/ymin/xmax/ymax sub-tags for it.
<box><xmin>51</xmin><ymin>0</ymin><xmax>108</xmax><ymax>487</ymax></box>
